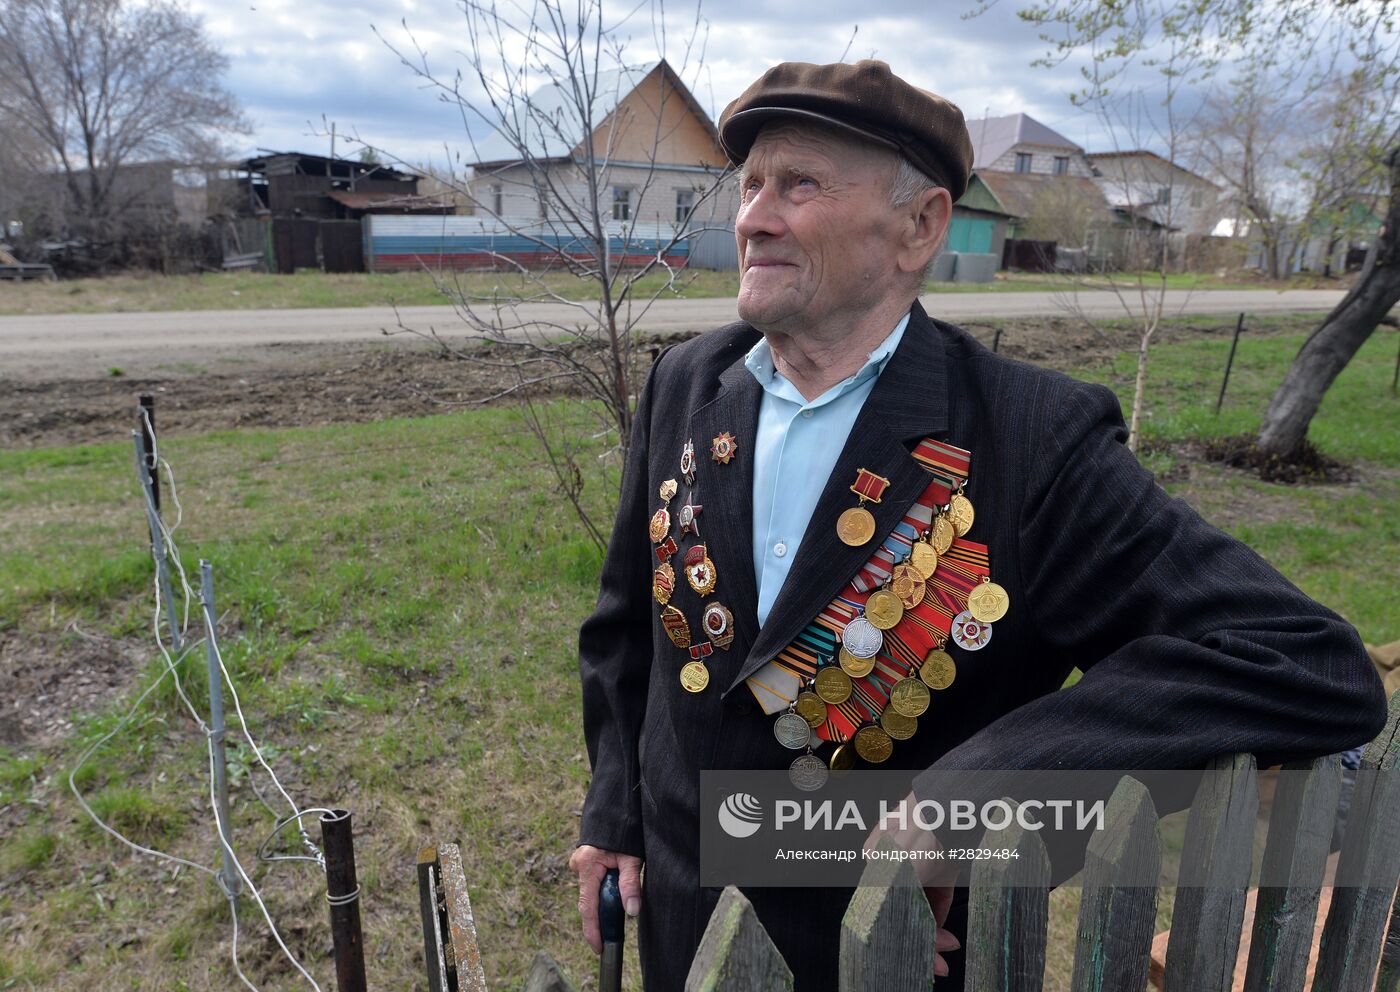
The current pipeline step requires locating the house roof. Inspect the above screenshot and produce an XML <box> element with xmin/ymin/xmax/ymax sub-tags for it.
<box><xmin>975</xmin><ymin>170</ymin><xmax>1112</xmax><ymax>222</ymax></box>
<box><xmin>237</xmin><ymin>151</ymin><xmax>417</xmax><ymax>182</ymax></box>
<box><xmin>967</xmin><ymin>114</ymin><xmax>1082</xmax><ymax>169</ymax></box>
<box><xmin>326</xmin><ymin>190</ymin><xmax>454</xmax><ymax>213</ymax></box>
<box><xmin>1087</xmin><ymin>150</ymin><xmax>1220</xmax><ymax>189</ymax></box>
<box><xmin>468</xmin><ymin>60</ymin><xmax>717</xmax><ymax>167</ymax></box>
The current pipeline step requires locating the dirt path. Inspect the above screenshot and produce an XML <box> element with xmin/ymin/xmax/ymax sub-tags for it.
<box><xmin>1</xmin><ymin>314</ymin><xmax>1321</xmax><ymax>449</ymax></box>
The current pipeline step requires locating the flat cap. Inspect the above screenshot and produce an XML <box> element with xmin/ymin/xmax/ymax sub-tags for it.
<box><xmin>718</xmin><ymin>60</ymin><xmax>975</xmax><ymax>201</ymax></box>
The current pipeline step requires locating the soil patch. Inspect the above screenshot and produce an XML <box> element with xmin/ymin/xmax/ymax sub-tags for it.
<box><xmin>1203</xmin><ymin>433</ymin><xmax>1355</xmax><ymax>484</ymax></box>
<box><xmin>1</xmin><ymin>314</ymin><xmax>1315</xmax><ymax>449</ymax></box>
<box><xmin>0</xmin><ymin>628</ymin><xmax>142</xmax><ymax>750</ymax></box>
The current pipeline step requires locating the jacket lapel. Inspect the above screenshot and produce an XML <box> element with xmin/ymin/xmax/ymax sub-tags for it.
<box><xmin>725</xmin><ymin>302</ymin><xmax>950</xmax><ymax>696</ymax></box>
<box><xmin>689</xmin><ymin>351</ymin><xmax>764</xmax><ymax>655</ymax></box>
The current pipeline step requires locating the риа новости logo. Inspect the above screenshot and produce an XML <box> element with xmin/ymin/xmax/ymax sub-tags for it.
<box><xmin>717</xmin><ymin>793</ymin><xmax>763</xmax><ymax>838</ymax></box>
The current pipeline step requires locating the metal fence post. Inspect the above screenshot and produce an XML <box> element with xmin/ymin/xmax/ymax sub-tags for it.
<box><xmin>1215</xmin><ymin>312</ymin><xmax>1245</xmax><ymax>414</ymax></box>
<box><xmin>199</xmin><ymin>560</ymin><xmax>240</xmax><ymax>896</ymax></box>
<box><xmin>322</xmin><ymin>809</ymin><xmax>368</xmax><ymax>992</ymax></box>
<box><xmin>133</xmin><ymin>430</ymin><xmax>182</xmax><ymax>653</ymax></box>
<box><xmin>138</xmin><ymin>394</ymin><xmax>159</xmax><ymax>514</ymax></box>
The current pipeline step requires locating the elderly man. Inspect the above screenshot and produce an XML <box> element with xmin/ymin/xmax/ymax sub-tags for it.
<box><xmin>568</xmin><ymin>60</ymin><xmax>1386</xmax><ymax>990</ymax></box>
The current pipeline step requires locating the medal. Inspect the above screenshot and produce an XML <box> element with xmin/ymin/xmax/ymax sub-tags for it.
<box><xmin>909</xmin><ymin>536</ymin><xmax>939</xmax><ymax>581</ymax></box>
<box><xmin>774</xmin><ymin>711</ymin><xmax>812</xmax><ymax>750</ymax></box>
<box><xmin>702</xmin><ymin>603</ymin><xmax>735</xmax><ymax>650</ymax></box>
<box><xmin>967</xmin><ymin>577</ymin><xmax>1010</xmax><ymax>623</ymax></box>
<box><xmin>710</xmin><ymin>432</ymin><xmax>737</xmax><ymax>465</ymax></box>
<box><xmin>683</xmin><ymin>544</ymin><xmax>717</xmax><ymax>596</ymax></box>
<box><xmin>689</xmin><ymin>641</ymin><xmax>713</xmax><ymax>662</ymax></box>
<box><xmin>654</xmin><ymin>536</ymin><xmax>678</xmax><ymax>563</ymax></box>
<box><xmin>680</xmin><ymin>439</ymin><xmax>696</xmax><ymax>485</ymax></box>
<box><xmin>950</xmin><ymin>610</ymin><xmax>992</xmax><ymax>651</ymax></box>
<box><xmin>949</xmin><ymin>489</ymin><xmax>975</xmax><ymax>537</ymax></box>
<box><xmin>648</xmin><ymin>508</ymin><xmax>671</xmax><ymax>544</ymax></box>
<box><xmin>795</xmin><ymin>690</ymin><xmax>826</xmax><ymax>728</ymax></box>
<box><xmin>865</xmin><ymin>588</ymin><xmax>905</xmax><ymax>630</ymax></box>
<box><xmin>653</xmin><ymin>563</ymin><xmax>675</xmax><ymax>604</ymax></box>
<box><xmin>789</xmin><ymin>751</ymin><xmax>829</xmax><ymax>791</ymax></box>
<box><xmin>889</xmin><ymin>677</ymin><xmax>931</xmax><ymax>718</ymax></box>
<box><xmin>828</xmin><ymin>742</ymin><xmax>857</xmax><ymax>771</ymax></box>
<box><xmin>890</xmin><ymin>562</ymin><xmax>927</xmax><ymax>608</ymax></box>
<box><xmin>678</xmin><ymin>496</ymin><xmax>703</xmax><ymax>537</ymax></box>
<box><xmin>836</xmin><ymin>468</ymin><xmax>890</xmax><ymax>547</ymax></box>
<box><xmin>679</xmin><ymin>660</ymin><xmax>709</xmax><ymax>692</ymax></box>
<box><xmin>880</xmin><ymin>708</ymin><xmax>917</xmax><ymax>741</ymax></box>
<box><xmin>838</xmin><ymin>646</ymin><xmax>875</xmax><ymax>678</ymax></box>
<box><xmin>931</xmin><ymin>513</ymin><xmax>955</xmax><ymax>554</ymax></box>
<box><xmin>814</xmin><ymin>666</ymin><xmax>853</xmax><ymax>705</ymax></box>
<box><xmin>853</xmin><ymin>724</ymin><xmax>893</xmax><ymax>764</ymax></box>
<box><xmin>661</xmin><ymin>605</ymin><xmax>691</xmax><ymax>648</ymax></box>
<box><xmin>841</xmin><ymin>616</ymin><xmax>883</xmax><ymax>659</ymax></box>
<box><xmin>659</xmin><ymin>479</ymin><xmax>679</xmax><ymax>502</ymax></box>
<box><xmin>920</xmin><ymin>648</ymin><xmax>957</xmax><ymax>690</ymax></box>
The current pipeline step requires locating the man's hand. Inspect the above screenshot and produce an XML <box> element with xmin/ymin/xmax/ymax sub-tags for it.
<box><xmin>569</xmin><ymin>844</ymin><xmax>643</xmax><ymax>955</ymax></box>
<box><xmin>863</xmin><ymin>791</ymin><xmax>961</xmax><ymax>978</ymax></box>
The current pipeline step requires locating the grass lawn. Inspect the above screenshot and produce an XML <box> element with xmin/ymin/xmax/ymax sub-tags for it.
<box><xmin>0</xmin><ymin>323</ymin><xmax>1394</xmax><ymax>989</ymax></box>
<box><xmin>0</xmin><ymin>267</ymin><xmax>1312</xmax><ymax>315</ymax></box>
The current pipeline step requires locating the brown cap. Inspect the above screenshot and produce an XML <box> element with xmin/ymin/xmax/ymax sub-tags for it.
<box><xmin>718</xmin><ymin>60</ymin><xmax>974</xmax><ymax>201</ymax></box>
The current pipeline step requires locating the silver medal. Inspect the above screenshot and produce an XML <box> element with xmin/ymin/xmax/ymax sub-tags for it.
<box><xmin>950</xmin><ymin>610</ymin><xmax>993</xmax><ymax>651</ymax></box>
<box><xmin>788</xmin><ymin>753</ymin><xmax>829</xmax><ymax>792</ymax></box>
<box><xmin>773</xmin><ymin>712</ymin><xmax>812</xmax><ymax>751</ymax></box>
<box><xmin>841</xmin><ymin>616</ymin><xmax>884</xmax><ymax>659</ymax></box>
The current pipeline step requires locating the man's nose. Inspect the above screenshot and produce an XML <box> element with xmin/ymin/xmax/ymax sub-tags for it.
<box><xmin>735</xmin><ymin>184</ymin><xmax>785</xmax><ymax>242</ymax></box>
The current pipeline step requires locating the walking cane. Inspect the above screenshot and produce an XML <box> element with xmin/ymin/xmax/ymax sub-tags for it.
<box><xmin>599</xmin><ymin>867</ymin><xmax>624</xmax><ymax>992</ymax></box>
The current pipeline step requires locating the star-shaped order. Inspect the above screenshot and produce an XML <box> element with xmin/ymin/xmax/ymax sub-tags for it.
<box><xmin>679</xmin><ymin>495</ymin><xmax>704</xmax><ymax>536</ymax></box>
<box><xmin>710</xmin><ymin>431</ymin><xmax>737</xmax><ymax>465</ymax></box>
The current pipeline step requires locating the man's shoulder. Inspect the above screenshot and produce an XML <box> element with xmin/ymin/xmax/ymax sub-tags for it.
<box><xmin>652</xmin><ymin>322</ymin><xmax>762</xmax><ymax>382</ymax></box>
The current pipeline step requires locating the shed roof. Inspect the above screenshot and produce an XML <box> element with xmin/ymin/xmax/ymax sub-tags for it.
<box><xmin>326</xmin><ymin>190</ymin><xmax>455</xmax><ymax>213</ymax></box>
<box><xmin>975</xmin><ymin>170</ymin><xmax>1113</xmax><ymax>222</ymax></box>
<box><xmin>967</xmin><ymin>113</ymin><xmax>1082</xmax><ymax>170</ymax></box>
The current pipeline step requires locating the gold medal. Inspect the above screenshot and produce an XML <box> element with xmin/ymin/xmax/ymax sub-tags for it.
<box><xmin>814</xmin><ymin>666</ymin><xmax>853</xmax><ymax>705</ymax></box>
<box><xmin>967</xmin><ymin>577</ymin><xmax>1010</xmax><ymax>623</ymax></box>
<box><xmin>795</xmin><ymin>690</ymin><xmax>826</xmax><ymax>728</ymax></box>
<box><xmin>836</xmin><ymin>506</ymin><xmax>877</xmax><ymax>547</ymax></box>
<box><xmin>949</xmin><ymin>491</ymin><xmax>975</xmax><ymax>537</ymax></box>
<box><xmin>920</xmin><ymin>649</ymin><xmax>957</xmax><ymax>690</ymax></box>
<box><xmin>648</xmin><ymin>508</ymin><xmax>671</xmax><ymax>544</ymax></box>
<box><xmin>889</xmin><ymin>677</ymin><xmax>931</xmax><ymax>718</ymax></box>
<box><xmin>660</xmin><ymin>605</ymin><xmax>691</xmax><ymax>649</ymax></box>
<box><xmin>853</xmin><ymin>724</ymin><xmax>893</xmax><ymax>764</ymax></box>
<box><xmin>838</xmin><ymin>646</ymin><xmax>875</xmax><ymax>678</ymax></box>
<box><xmin>880</xmin><ymin>708</ymin><xmax>917</xmax><ymax>741</ymax></box>
<box><xmin>653</xmin><ymin>563</ymin><xmax>676</xmax><ymax>604</ymax></box>
<box><xmin>890</xmin><ymin>563</ymin><xmax>927</xmax><ymax>609</ymax></box>
<box><xmin>659</xmin><ymin>479</ymin><xmax>679</xmax><ymax>502</ymax></box>
<box><xmin>909</xmin><ymin>538</ymin><xmax>939</xmax><ymax>580</ymax></box>
<box><xmin>679</xmin><ymin>660</ymin><xmax>709</xmax><ymax>692</ymax></box>
<box><xmin>932</xmin><ymin>514</ymin><xmax>955</xmax><ymax>554</ymax></box>
<box><xmin>829</xmin><ymin>742</ymin><xmax>857</xmax><ymax>771</ymax></box>
<box><xmin>865</xmin><ymin>588</ymin><xmax>905</xmax><ymax>630</ymax></box>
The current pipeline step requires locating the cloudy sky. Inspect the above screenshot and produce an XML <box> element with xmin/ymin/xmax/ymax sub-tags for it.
<box><xmin>187</xmin><ymin>0</ymin><xmax>1169</xmax><ymax>169</ymax></box>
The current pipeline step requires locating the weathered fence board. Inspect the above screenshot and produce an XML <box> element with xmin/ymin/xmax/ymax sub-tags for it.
<box><xmin>1070</xmin><ymin>776</ymin><xmax>1161</xmax><ymax>992</ymax></box>
<box><xmin>684</xmin><ymin>886</ymin><xmax>793</xmax><ymax>992</ymax></box>
<box><xmin>1376</xmin><ymin>886</ymin><xmax>1400</xmax><ymax>992</ymax></box>
<box><xmin>1313</xmin><ymin>691</ymin><xmax>1400</xmax><ymax>991</ymax></box>
<box><xmin>967</xmin><ymin>814</ymin><xmax>1051</xmax><ymax>991</ymax></box>
<box><xmin>1242</xmin><ymin>754</ymin><xmax>1342</xmax><ymax>992</ymax></box>
<box><xmin>840</xmin><ymin>843</ymin><xmax>938</xmax><ymax>990</ymax></box>
<box><xmin>1164</xmin><ymin>754</ymin><xmax>1259</xmax><ymax>991</ymax></box>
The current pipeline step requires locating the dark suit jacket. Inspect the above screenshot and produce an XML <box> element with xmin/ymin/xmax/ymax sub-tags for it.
<box><xmin>576</xmin><ymin>302</ymin><xmax>1386</xmax><ymax>991</ymax></box>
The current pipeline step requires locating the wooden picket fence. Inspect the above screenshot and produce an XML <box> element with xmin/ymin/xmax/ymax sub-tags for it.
<box><xmin>427</xmin><ymin>691</ymin><xmax>1400</xmax><ymax>991</ymax></box>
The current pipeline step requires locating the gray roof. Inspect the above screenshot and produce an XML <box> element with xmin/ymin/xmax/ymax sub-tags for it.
<box><xmin>967</xmin><ymin>113</ymin><xmax>1082</xmax><ymax>169</ymax></box>
<box><xmin>468</xmin><ymin>61</ymin><xmax>662</xmax><ymax>166</ymax></box>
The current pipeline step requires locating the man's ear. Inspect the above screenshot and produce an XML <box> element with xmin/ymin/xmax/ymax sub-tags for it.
<box><xmin>897</xmin><ymin>186</ymin><xmax>952</xmax><ymax>276</ymax></box>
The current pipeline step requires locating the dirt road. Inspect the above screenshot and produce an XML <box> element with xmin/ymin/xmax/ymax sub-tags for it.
<box><xmin>0</xmin><ymin>289</ymin><xmax>1344</xmax><ymax>380</ymax></box>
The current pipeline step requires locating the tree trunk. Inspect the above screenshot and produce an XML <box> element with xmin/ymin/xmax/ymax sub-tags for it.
<box><xmin>1255</xmin><ymin>146</ymin><xmax>1400</xmax><ymax>460</ymax></box>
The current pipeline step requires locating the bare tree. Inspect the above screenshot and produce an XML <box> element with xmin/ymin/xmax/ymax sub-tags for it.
<box><xmin>0</xmin><ymin>0</ymin><xmax>246</xmax><ymax>251</ymax></box>
<box><xmin>372</xmin><ymin>0</ymin><xmax>730</xmax><ymax>548</ymax></box>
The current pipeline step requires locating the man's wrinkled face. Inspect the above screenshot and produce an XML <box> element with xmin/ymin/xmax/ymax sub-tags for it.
<box><xmin>734</xmin><ymin>123</ymin><xmax>905</xmax><ymax>335</ymax></box>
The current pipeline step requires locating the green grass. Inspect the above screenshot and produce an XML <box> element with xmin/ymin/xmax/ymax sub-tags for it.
<box><xmin>0</xmin><ymin>323</ymin><xmax>1393</xmax><ymax>988</ymax></box>
<box><xmin>0</xmin><ymin>266</ymin><xmax>1311</xmax><ymax>315</ymax></box>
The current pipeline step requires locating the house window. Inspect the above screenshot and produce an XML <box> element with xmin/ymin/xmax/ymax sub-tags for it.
<box><xmin>675</xmin><ymin>188</ymin><xmax>696</xmax><ymax>224</ymax></box>
<box><xmin>1189</xmin><ymin>188</ymin><xmax>1204</xmax><ymax>208</ymax></box>
<box><xmin>612</xmin><ymin>186</ymin><xmax>632</xmax><ymax>221</ymax></box>
<box><xmin>1053</xmin><ymin>156</ymin><xmax>1069</xmax><ymax>176</ymax></box>
<box><xmin>491</xmin><ymin>184</ymin><xmax>503</xmax><ymax>216</ymax></box>
<box><xmin>1157</xmin><ymin>187</ymin><xmax>1171</xmax><ymax>205</ymax></box>
<box><xmin>1015</xmin><ymin>152</ymin><xmax>1033</xmax><ymax>173</ymax></box>
<box><xmin>539</xmin><ymin>190</ymin><xmax>549</xmax><ymax>220</ymax></box>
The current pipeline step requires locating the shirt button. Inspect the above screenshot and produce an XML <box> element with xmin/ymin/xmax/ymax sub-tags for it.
<box><xmin>802</xmin><ymin>410</ymin><xmax>814</xmax><ymax>419</ymax></box>
<box><xmin>774</xmin><ymin>541</ymin><xmax>787</xmax><ymax>557</ymax></box>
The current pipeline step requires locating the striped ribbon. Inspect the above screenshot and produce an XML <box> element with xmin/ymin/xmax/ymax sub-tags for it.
<box><xmin>746</xmin><ymin>439</ymin><xmax>987</xmax><ymax>733</ymax></box>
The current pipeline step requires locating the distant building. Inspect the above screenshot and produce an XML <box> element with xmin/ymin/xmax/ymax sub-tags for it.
<box><xmin>1086</xmin><ymin>151</ymin><xmax>1221</xmax><ymax>237</ymax></box>
<box><xmin>968</xmin><ymin>114</ymin><xmax>1096</xmax><ymax>178</ymax></box>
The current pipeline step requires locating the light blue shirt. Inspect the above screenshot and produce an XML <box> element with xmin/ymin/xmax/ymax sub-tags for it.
<box><xmin>746</xmin><ymin>312</ymin><xmax>910</xmax><ymax>628</ymax></box>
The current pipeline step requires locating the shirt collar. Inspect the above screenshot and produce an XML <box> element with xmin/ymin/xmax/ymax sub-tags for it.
<box><xmin>744</xmin><ymin>311</ymin><xmax>911</xmax><ymax>410</ymax></box>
